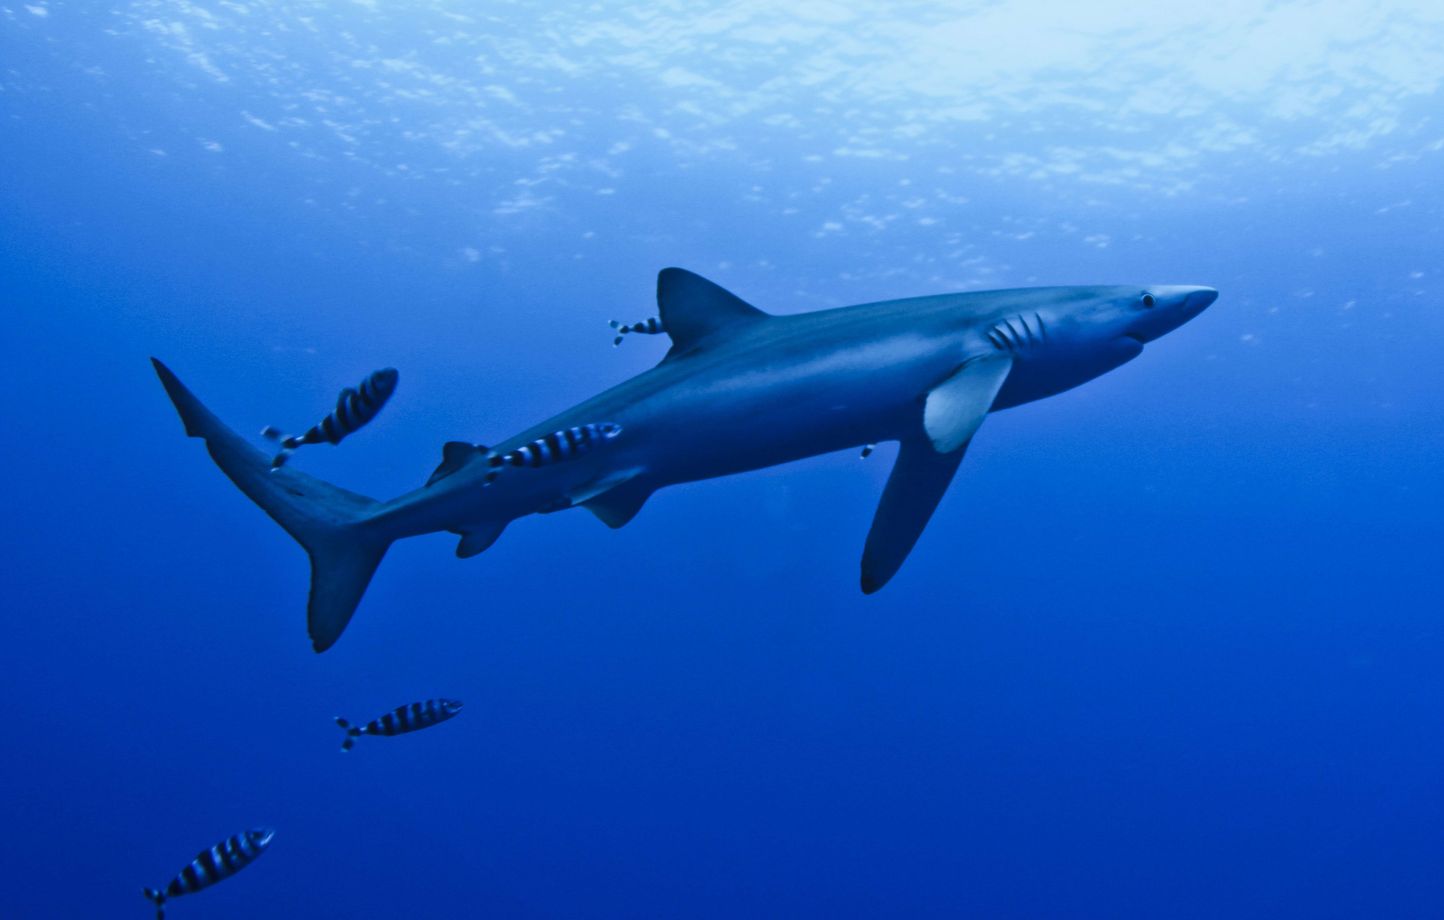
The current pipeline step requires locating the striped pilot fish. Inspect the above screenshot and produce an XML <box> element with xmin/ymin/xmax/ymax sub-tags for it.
<box><xmin>608</xmin><ymin>316</ymin><xmax>665</xmax><ymax>346</ymax></box>
<box><xmin>142</xmin><ymin>826</ymin><xmax>274</xmax><ymax>919</ymax></box>
<box><xmin>482</xmin><ymin>422</ymin><xmax>623</xmax><ymax>485</ymax></box>
<box><xmin>261</xmin><ymin>367</ymin><xmax>399</xmax><ymax>469</ymax></box>
<box><xmin>335</xmin><ymin>698</ymin><xmax>463</xmax><ymax>751</ymax></box>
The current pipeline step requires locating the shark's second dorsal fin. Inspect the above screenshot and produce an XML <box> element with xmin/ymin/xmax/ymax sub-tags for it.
<box><xmin>657</xmin><ymin>268</ymin><xmax>769</xmax><ymax>359</ymax></box>
<box><xmin>427</xmin><ymin>441</ymin><xmax>486</xmax><ymax>487</ymax></box>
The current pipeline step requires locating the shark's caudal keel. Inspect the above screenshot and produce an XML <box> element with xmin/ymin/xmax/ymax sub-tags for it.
<box><xmin>154</xmin><ymin>268</ymin><xmax>1215</xmax><ymax>652</ymax></box>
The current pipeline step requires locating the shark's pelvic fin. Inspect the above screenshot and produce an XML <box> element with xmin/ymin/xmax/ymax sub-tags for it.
<box><xmin>656</xmin><ymin>267</ymin><xmax>770</xmax><ymax>359</ymax></box>
<box><xmin>151</xmin><ymin>358</ymin><xmax>392</xmax><ymax>652</ymax></box>
<box><xmin>861</xmin><ymin>437</ymin><xmax>969</xmax><ymax>594</ymax></box>
<box><xmin>582</xmin><ymin>478</ymin><xmax>653</xmax><ymax>529</ymax></box>
<box><xmin>427</xmin><ymin>441</ymin><xmax>485</xmax><ymax>487</ymax></box>
<box><xmin>923</xmin><ymin>355</ymin><xmax>1012</xmax><ymax>453</ymax></box>
<box><xmin>455</xmin><ymin>522</ymin><xmax>507</xmax><ymax>558</ymax></box>
<box><xmin>567</xmin><ymin>468</ymin><xmax>642</xmax><ymax>507</ymax></box>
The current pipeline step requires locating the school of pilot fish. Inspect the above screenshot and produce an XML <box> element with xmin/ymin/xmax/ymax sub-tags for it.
<box><xmin>146</xmin><ymin>266</ymin><xmax>1217</xmax><ymax>914</ymax></box>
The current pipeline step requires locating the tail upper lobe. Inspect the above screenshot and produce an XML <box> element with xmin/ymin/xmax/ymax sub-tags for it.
<box><xmin>152</xmin><ymin>358</ymin><xmax>392</xmax><ymax>652</ymax></box>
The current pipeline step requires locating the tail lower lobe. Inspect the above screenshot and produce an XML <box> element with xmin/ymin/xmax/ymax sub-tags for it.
<box><xmin>152</xmin><ymin>359</ymin><xmax>392</xmax><ymax>652</ymax></box>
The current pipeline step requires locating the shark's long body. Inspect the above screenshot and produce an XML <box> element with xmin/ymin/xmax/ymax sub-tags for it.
<box><xmin>154</xmin><ymin>268</ymin><xmax>1215</xmax><ymax>652</ymax></box>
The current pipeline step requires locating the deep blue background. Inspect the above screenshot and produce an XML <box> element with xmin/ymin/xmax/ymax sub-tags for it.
<box><xmin>3</xmin><ymin>4</ymin><xmax>1442</xmax><ymax>917</ymax></box>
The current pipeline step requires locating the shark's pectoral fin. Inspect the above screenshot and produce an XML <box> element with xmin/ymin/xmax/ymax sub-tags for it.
<box><xmin>656</xmin><ymin>268</ymin><xmax>770</xmax><ymax>360</ymax></box>
<box><xmin>428</xmin><ymin>441</ymin><xmax>486</xmax><ymax>487</ymax></box>
<box><xmin>455</xmin><ymin>522</ymin><xmax>507</xmax><ymax>558</ymax></box>
<box><xmin>861</xmin><ymin>437</ymin><xmax>969</xmax><ymax>594</ymax></box>
<box><xmin>581</xmin><ymin>477</ymin><xmax>653</xmax><ymax>529</ymax></box>
<box><xmin>923</xmin><ymin>355</ymin><xmax>1012</xmax><ymax>453</ymax></box>
<box><xmin>860</xmin><ymin>357</ymin><xmax>1007</xmax><ymax>590</ymax></box>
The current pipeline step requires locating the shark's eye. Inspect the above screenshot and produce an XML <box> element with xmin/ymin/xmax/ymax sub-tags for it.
<box><xmin>1141</xmin><ymin>293</ymin><xmax>1156</xmax><ymax>308</ymax></box>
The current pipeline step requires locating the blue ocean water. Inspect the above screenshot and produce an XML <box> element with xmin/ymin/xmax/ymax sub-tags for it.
<box><xmin>3</xmin><ymin>3</ymin><xmax>1443</xmax><ymax>917</ymax></box>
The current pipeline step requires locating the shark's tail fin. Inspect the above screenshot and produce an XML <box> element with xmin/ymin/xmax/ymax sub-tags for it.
<box><xmin>335</xmin><ymin>717</ymin><xmax>362</xmax><ymax>751</ymax></box>
<box><xmin>152</xmin><ymin>359</ymin><xmax>392</xmax><ymax>653</ymax></box>
<box><xmin>142</xmin><ymin>887</ymin><xmax>166</xmax><ymax>920</ymax></box>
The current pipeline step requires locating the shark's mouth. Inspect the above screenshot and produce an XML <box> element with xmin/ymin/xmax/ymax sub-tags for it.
<box><xmin>1121</xmin><ymin>333</ymin><xmax>1147</xmax><ymax>345</ymax></box>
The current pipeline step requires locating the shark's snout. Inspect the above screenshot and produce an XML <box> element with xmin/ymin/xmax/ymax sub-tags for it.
<box><xmin>1147</xmin><ymin>284</ymin><xmax>1217</xmax><ymax>311</ymax></box>
<box><xmin>1184</xmin><ymin>287</ymin><xmax>1218</xmax><ymax>314</ymax></box>
<box><xmin>1125</xmin><ymin>285</ymin><xmax>1217</xmax><ymax>343</ymax></box>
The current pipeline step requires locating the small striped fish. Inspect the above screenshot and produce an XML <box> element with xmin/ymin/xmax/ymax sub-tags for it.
<box><xmin>142</xmin><ymin>827</ymin><xmax>274</xmax><ymax>919</ymax></box>
<box><xmin>482</xmin><ymin>422</ymin><xmax>623</xmax><ymax>485</ymax></box>
<box><xmin>860</xmin><ymin>443</ymin><xmax>876</xmax><ymax>458</ymax></box>
<box><xmin>261</xmin><ymin>367</ymin><xmax>399</xmax><ymax>469</ymax></box>
<box><xmin>336</xmin><ymin>698</ymin><xmax>463</xmax><ymax>751</ymax></box>
<box><xmin>608</xmin><ymin>316</ymin><xmax>665</xmax><ymax>346</ymax></box>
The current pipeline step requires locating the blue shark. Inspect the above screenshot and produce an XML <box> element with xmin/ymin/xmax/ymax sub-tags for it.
<box><xmin>153</xmin><ymin>269</ymin><xmax>1216</xmax><ymax>652</ymax></box>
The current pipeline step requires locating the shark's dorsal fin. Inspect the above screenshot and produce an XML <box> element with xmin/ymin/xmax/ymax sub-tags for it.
<box><xmin>455</xmin><ymin>521</ymin><xmax>507</xmax><ymax>558</ymax></box>
<box><xmin>923</xmin><ymin>355</ymin><xmax>1012</xmax><ymax>453</ymax></box>
<box><xmin>657</xmin><ymin>268</ymin><xmax>769</xmax><ymax>358</ymax></box>
<box><xmin>427</xmin><ymin>441</ymin><xmax>486</xmax><ymax>487</ymax></box>
<box><xmin>581</xmin><ymin>478</ymin><xmax>653</xmax><ymax>529</ymax></box>
<box><xmin>861</xmin><ymin>437</ymin><xmax>969</xmax><ymax>594</ymax></box>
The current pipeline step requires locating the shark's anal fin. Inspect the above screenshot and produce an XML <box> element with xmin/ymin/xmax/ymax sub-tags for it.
<box><xmin>861</xmin><ymin>437</ymin><xmax>969</xmax><ymax>594</ymax></box>
<box><xmin>427</xmin><ymin>441</ymin><xmax>486</xmax><ymax>487</ymax></box>
<box><xmin>581</xmin><ymin>478</ymin><xmax>653</xmax><ymax>529</ymax></box>
<box><xmin>923</xmin><ymin>354</ymin><xmax>1012</xmax><ymax>453</ymax></box>
<box><xmin>656</xmin><ymin>268</ymin><xmax>770</xmax><ymax>360</ymax></box>
<box><xmin>455</xmin><ymin>522</ymin><xmax>507</xmax><ymax>559</ymax></box>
